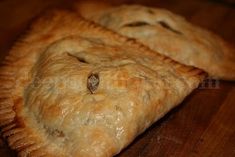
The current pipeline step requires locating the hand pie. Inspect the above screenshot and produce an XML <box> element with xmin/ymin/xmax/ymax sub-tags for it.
<box><xmin>77</xmin><ymin>4</ymin><xmax>235</xmax><ymax>80</ymax></box>
<box><xmin>0</xmin><ymin>10</ymin><xmax>205</xmax><ymax>157</ymax></box>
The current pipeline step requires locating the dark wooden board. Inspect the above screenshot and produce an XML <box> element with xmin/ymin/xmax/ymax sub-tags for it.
<box><xmin>0</xmin><ymin>0</ymin><xmax>234</xmax><ymax>157</ymax></box>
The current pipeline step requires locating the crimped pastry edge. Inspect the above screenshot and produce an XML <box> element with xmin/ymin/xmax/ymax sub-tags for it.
<box><xmin>0</xmin><ymin>9</ymin><xmax>206</xmax><ymax>157</ymax></box>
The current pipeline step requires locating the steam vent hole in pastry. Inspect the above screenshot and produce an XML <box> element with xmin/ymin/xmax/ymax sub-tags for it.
<box><xmin>87</xmin><ymin>73</ymin><xmax>99</xmax><ymax>94</ymax></box>
<box><xmin>123</xmin><ymin>20</ymin><xmax>182</xmax><ymax>35</ymax></box>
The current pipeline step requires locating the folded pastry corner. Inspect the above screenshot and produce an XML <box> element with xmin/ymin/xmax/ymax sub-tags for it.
<box><xmin>0</xmin><ymin>10</ymin><xmax>205</xmax><ymax>157</ymax></box>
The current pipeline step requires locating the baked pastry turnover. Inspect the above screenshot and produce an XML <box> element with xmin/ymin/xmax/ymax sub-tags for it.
<box><xmin>77</xmin><ymin>4</ymin><xmax>235</xmax><ymax>80</ymax></box>
<box><xmin>0</xmin><ymin>10</ymin><xmax>205</xmax><ymax>157</ymax></box>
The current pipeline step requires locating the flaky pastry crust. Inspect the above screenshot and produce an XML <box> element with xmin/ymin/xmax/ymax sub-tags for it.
<box><xmin>77</xmin><ymin>4</ymin><xmax>235</xmax><ymax>80</ymax></box>
<box><xmin>0</xmin><ymin>10</ymin><xmax>205</xmax><ymax>157</ymax></box>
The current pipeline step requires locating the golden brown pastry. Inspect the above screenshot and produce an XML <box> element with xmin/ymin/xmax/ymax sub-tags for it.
<box><xmin>76</xmin><ymin>4</ymin><xmax>235</xmax><ymax>80</ymax></box>
<box><xmin>0</xmin><ymin>10</ymin><xmax>205</xmax><ymax>157</ymax></box>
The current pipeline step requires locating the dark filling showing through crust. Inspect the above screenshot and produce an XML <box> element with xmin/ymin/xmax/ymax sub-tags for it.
<box><xmin>147</xmin><ymin>9</ymin><xmax>154</xmax><ymax>14</ymax></box>
<box><xmin>157</xmin><ymin>21</ymin><xmax>182</xmax><ymax>35</ymax></box>
<box><xmin>87</xmin><ymin>73</ymin><xmax>99</xmax><ymax>94</ymax></box>
<box><xmin>50</xmin><ymin>129</ymin><xmax>65</xmax><ymax>138</ymax></box>
<box><xmin>123</xmin><ymin>21</ymin><xmax>150</xmax><ymax>27</ymax></box>
<box><xmin>67</xmin><ymin>53</ymin><xmax>88</xmax><ymax>64</ymax></box>
<box><xmin>123</xmin><ymin>20</ymin><xmax>182</xmax><ymax>35</ymax></box>
<box><xmin>67</xmin><ymin>53</ymin><xmax>100</xmax><ymax>93</ymax></box>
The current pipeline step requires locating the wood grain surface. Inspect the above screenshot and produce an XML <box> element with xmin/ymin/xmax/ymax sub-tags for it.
<box><xmin>0</xmin><ymin>0</ymin><xmax>234</xmax><ymax>157</ymax></box>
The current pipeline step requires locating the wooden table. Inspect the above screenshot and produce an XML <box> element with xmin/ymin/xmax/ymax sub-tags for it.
<box><xmin>0</xmin><ymin>0</ymin><xmax>234</xmax><ymax>156</ymax></box>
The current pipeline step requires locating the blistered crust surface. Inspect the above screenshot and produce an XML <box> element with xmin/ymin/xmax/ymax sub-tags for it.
<box><xmin>0</xmin><ymin>10</ymin><xmax>205</xmax><ymax>157</ymax></box>
<box><xmin>83</xmin><ymin>5</ymin><xmax>235</xmax><ymax>80</ymax></box>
